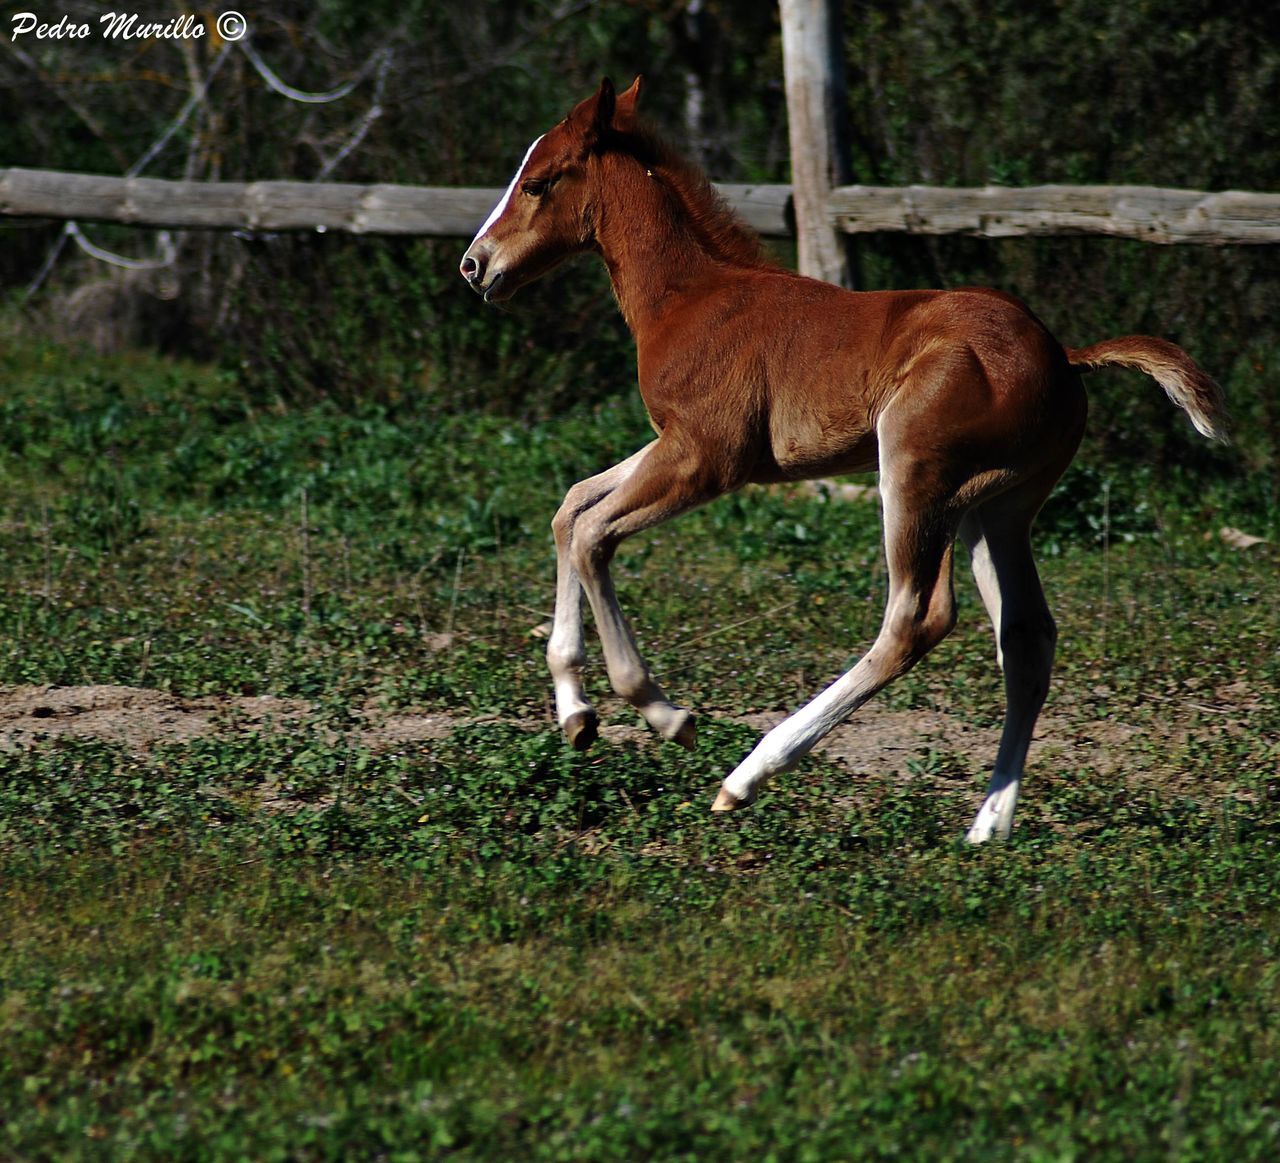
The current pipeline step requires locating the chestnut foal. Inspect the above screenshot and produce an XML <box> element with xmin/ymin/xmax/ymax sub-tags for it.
<box><xmin>460</xmin><ymin>78</ymin><xmax>1227</xmax><ymax>842</ymax></box>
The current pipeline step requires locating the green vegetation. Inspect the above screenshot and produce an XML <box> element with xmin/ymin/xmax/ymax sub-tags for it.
<box><xmin>6</xmin><ymin>1</ymin><xmax>1279</xmax><ymax>481</ymax></box>
<box><xmin>1</xmin><ymin>335</ymin><xmax>1277</xmax><ymax>1159</ymax></box>
<box><xmin>3</xmin><ymin>2</ymin><xmax>1277</xmax><ymax>1153</ymax></box>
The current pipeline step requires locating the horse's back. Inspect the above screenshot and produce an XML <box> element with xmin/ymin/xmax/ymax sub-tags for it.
<box><xmin>738</xmin><ymin>277</ymin><xmax>1082</xmax><ymax>480</ymax></box>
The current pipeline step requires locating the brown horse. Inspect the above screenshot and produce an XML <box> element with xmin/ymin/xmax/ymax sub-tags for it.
<box><xmin>460</xmin><ymin>77</ymin><xmax>1227</xmax><ymax>842</ymax></box>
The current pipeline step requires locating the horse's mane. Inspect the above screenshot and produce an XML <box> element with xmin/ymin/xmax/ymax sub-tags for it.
<box><xmin>609</xmin><ymin>122</ymin><xmax>778</xmax><ymax>271</ymax></box>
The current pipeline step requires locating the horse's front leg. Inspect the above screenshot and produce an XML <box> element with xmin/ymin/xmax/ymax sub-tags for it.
<box><xmin>565</xmin><ymin>434</ymin><xmax>720</xmax><ymax>749</ymax></box>
<box><xmin>576</xmin><ymin>544</ymin><xmax>697</xmax><ymax>749</ymax></box>
<box><xmin>547</xmin><ymin>443</ymin><xmax>656</xmax><ymax>749</ymax></box>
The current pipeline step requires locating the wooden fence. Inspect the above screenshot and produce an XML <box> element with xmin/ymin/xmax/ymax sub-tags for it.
<box><xmin>3</xmin><ymin>167</ymin><xmax>1278</xmax><ymax>245</ymax></box>
<box><xmin>0</xmin><ymin>168</ymin><xmax>790</xmax><ymax>238</ymax></box>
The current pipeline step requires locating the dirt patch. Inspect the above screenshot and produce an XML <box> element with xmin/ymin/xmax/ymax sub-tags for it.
<box><xmin>0</xmin><ymin>684</ymin><xmax>461</xmax><ymax>753</ymax></box>
<box><xmin>0</xmin><ymin>685</ymin><xmax>268</xmax><ymax>750</ymax></box>
<box><xmin>741</xmin><ymin>705</ymin><xmax>1152</xmax><ymax>780</ymax></box>
<box><xmin>738</xmin><ymin>707</ymin><xmax>1000</xmax><ymax>779</ymax></box>
<box><xmin>0</xmin><ymin>684</ymin><xmax>1010</xmax><ymax>774</ymax></box>
<box><xmin>0</xmin><ymin>683</ymin><xmax>1260</xmax><ymax>801</ymax></box>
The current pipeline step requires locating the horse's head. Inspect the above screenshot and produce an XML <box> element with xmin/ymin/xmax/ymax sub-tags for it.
<box><xmin>460</xmin><ymin>76</ymin><xmax>643</xmax><ymax>303</ymax></box>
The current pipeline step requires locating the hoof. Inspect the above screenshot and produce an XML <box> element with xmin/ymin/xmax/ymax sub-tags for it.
<box><xmin>964</xmin><ymin>823</ymin><xmax>1008</xmax><ymax>845</ymax></box>
<box><xmin>564</xmin><ymin>709</ymin><xmax>599</xmax><ymax>752</ymax></box>
<box><xmin>672</xmin><ymin>712</ymin><xmax>697</xmax><ymax>752</ymax></box>
<box><xmin>711</xmin><ymin>786</ymin><xmax>750</xmax><ymax>812</ymax></box>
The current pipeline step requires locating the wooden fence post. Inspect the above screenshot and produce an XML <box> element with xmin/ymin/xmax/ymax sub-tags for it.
<box><xmin>779</xmin><ymin>0</ymin><xmax>852</xmax><ymax>286</ymax></box>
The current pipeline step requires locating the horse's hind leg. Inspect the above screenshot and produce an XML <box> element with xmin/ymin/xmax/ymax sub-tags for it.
<box><xmin>959</xmin><ymin>480</ymin><xmax>1059</xmax><ymax>842</ymax></box>
<box><xmin>548</xmin><ymin>442</ymin><xmax>656</xmax><ymax>749</ymax></box>
<box><xmin>712</xmin><ymin>464</ymin><xmax>960</xmax><ymax>809</ymax></box>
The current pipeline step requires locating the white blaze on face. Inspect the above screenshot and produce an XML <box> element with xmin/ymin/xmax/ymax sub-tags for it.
<box><xmin>470</xmin><ymin>134</ymin><xmax>546</xmax><ymax>247</ymax></box>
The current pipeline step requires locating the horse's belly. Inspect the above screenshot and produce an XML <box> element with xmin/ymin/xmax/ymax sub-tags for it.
<box><xmin>768</xmin><ymin>423</ymin><xmax>879</xmax><ymax>480</ymax></box>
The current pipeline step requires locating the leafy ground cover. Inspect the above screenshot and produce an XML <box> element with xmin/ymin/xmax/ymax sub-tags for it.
<box><xmin>0</xmin><ymin>334</ymin><xmax>1277</xmax><ymax>1160</ymax></box>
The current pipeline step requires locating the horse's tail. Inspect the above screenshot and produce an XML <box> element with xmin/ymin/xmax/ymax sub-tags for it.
<box><xmin>1065</xmin><ymin>336</ymin><xmax>1229</xmax><ymax>444</ymax></box>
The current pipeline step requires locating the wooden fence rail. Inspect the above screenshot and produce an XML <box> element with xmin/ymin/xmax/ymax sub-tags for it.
<box><xmin>2</xmin><ymin>167</ymin><xmax>1278</xmax><ymax>245</ymax></box>
<box><xmin>0</xmin><ymin>168</ymin><xmax>792</xmax><ymax>239</ymax></box>
<box><xmin>828</xmin><ymin>184</ymin><xmax>1280</xmax><ymax>246</ymax></box>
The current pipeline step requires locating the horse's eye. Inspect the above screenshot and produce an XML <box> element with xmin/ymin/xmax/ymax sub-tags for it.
<box><xmin>522</xmin><ymin>179</ymin><xmax>549</xmax><ymax>197</ymax></box>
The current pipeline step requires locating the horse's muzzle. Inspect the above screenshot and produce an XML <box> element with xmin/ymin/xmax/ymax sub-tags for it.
<box><xmin>460</xmin><ymin>248</ymin><xmax>486</xmax><ymax>291</ymax></box>
<box><xmin>460</xmin><ymin>247</ymin><xmax>506</xmax><ymax>302</ymax></box>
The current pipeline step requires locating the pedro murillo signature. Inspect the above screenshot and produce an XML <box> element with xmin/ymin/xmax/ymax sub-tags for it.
<box><xmin>10</xmin><ymin>11</ymin><xmax>246</xmax><ymax>41</ymax></box>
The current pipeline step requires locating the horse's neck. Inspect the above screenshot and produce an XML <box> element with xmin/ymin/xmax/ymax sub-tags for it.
<box><xmin>595</xmin><ymin>163</ymin><xmax>727</xmax><ymax>335</ymax></box>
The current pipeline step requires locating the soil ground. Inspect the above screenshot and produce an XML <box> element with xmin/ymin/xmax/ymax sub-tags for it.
<box><xmin>1</xmin><ymin>682</ymin><xmax>1255</xmax><ymax>800</ymax></box>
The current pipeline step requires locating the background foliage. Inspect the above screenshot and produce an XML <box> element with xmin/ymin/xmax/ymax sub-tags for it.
<box><xmin>2</xmin><ymin>0</ymin><xmax>1275</xmax><ymax>498</ymax></box>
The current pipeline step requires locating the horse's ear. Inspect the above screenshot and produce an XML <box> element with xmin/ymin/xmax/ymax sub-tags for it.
<box><xmin>568</xmin><ymin>77</ymin><xmax>617</xmax><ymax>144</ymax></box>
<box><xmin>615</xmin><ymin>75</ymin><xmax>643</xmax><ymax>122</ymax></box>
<box><xmin>594</xmin><ymin>76</ymin><xmax>617</xmax><ymax>132</ymax></box>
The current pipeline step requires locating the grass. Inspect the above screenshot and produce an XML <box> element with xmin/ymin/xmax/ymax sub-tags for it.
<box><xmin>0</xmin><ymin>331</ymin><xmax>1277</xmax><ymax>1160</ymax></box>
